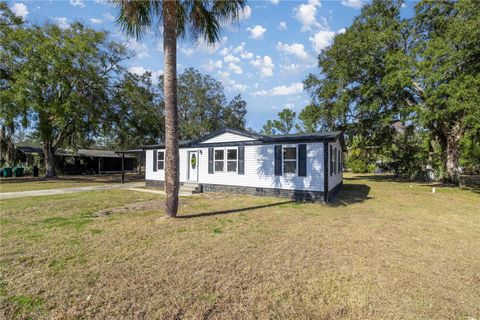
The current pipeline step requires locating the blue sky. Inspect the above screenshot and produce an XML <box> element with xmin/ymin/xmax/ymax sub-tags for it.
<box><xmin>8</xmin><ymin>0</ymin><xmax>415</xmax><ymax>131</ymax></box>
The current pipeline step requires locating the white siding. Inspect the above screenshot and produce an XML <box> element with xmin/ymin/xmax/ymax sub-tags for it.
<box><xmin>146</xmin><ymin>143</ymin><xmax>325</xmax><ymax>191</ymax></box>
<box><xmin>145</xmin><ymin>149</ymin><xmax>189</xmax><ymax>182</ymax></box>
<box><xmin>328</xmin><ymin>139</ymin><xmax>343</xmax><ymax>191</ymax></box>
<box><xmin>200</xmin><ymin>132</ymin><xmax>257</xmax><ymax>144</ymax></box>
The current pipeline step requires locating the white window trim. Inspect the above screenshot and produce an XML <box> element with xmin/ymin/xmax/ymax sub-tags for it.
<box><xmin>157</xmin><ymin>150</ymin><xmax>165</xmax><ymax>171</ymax></box>
<box><xmin>214</xmin><ymin>148</ymin><xmax>225</xmax><ymax>172</ymax></box>
<box><xmin>226</xmin><ymin>147</ymin><xmax>238</xmax><ymax>173</ymax></box>
<box><xmin>282</xmin><ymin>145</ymin><xmax>298</xmax><ymax>175</ymax></box>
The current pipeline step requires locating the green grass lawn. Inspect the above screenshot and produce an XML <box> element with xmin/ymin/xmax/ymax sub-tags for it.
<box><xmin>0</xmin><ymin>174</ymin><xmax>143</xmax><ymax>193</ymax></box>
<box><xmin>1</xmin><ymin>174</ymin><xmax>479</xmax><ymax>319</ymax></box>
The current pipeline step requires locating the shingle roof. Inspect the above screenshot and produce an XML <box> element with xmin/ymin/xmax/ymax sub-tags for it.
<box><xmin>141</xmin><ymin>128</ymin><xmax>344</xmax><ymax>149</ymax></box>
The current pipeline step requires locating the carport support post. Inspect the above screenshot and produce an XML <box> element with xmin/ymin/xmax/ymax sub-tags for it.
<box><xmin>121</xmin><ymin>153</ymin><xmax>125</xmax><ymax>184</ymax></box>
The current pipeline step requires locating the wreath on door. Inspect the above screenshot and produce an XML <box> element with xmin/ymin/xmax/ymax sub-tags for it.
<box><xmin>191</xmin><ymin>154</ymin><xmax>197</xmax><ymax>169</ymax></box>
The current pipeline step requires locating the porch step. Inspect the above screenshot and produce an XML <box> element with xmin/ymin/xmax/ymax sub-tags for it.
<box><xmin>179</xmin><ymin>183</ymin><xmax>202</xmax><ymax>194</ymax></box>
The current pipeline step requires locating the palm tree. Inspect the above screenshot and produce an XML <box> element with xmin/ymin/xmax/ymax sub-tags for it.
<box><xmin>114</xmin><ymin>0</ymin><xmax>246</xmax><ymax>217</ymax></box>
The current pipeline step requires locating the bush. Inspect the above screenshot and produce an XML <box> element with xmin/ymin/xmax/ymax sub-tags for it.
<box><xmin>347</xmin><ymin>158</ymin><xmax>375</xmax><ymax>173</ymax></box>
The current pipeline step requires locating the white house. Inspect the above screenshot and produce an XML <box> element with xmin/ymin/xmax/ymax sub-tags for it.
<box><xmin>144</xmin><ymin>128</ymin><xmax>344</xmax><ymax>202</ymax></box>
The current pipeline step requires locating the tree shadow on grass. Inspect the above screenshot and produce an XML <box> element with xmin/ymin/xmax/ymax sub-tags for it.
<box><xmin>177</xmin><ymin>200</ymin><xmax>296</xmax><ymax>219</ymax></box>
<box><xmin>330</xmin><ymin>183</ymin><xmax>372</xmax><ymax>207</ymax></box>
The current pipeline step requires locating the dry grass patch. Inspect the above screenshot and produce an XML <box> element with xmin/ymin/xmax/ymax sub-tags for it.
<box><xmin>0</xmin><ymin>174</ymin><xmax>479</xmax><ymax>319</ymax></box>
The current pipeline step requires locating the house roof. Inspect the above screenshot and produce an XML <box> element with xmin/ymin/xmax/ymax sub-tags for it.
<box><xmin>142</xmin><ymin>128</ymin><xmax>345</xmax><ymax>150</ymax></box>
<box><xmin>192</xmin><ymin>128</ymin><xmax>265</xmax><ymax>144</ymax></box>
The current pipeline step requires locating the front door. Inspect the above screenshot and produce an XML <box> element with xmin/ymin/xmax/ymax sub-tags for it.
<box><xmin>188</xmin><ymin>151</ymin><xmax>198</xmax><ymax>181</ymax></box>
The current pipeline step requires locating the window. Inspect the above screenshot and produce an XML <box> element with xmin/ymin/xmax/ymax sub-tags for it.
<box><xmin>214</xmin><ymin>149</ymin><xmax>224</xmax><ymax>172</ymax></box>
<box><xmin>283</xmin><ymin>146</ymin><xmax>297</xmax><ymax>174</ymax></box>
<box><xmin>157</xmin><ymin>151</ymin><xmax>164</xmax><ymax>170</ymax></box>
<box><xmin>227</xmin><ymin>149</ymin><xmax>237</xmax><ymax>172</ymax></box>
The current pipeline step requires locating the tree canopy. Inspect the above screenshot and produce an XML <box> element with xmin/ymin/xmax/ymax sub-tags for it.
<box><xmin>299</xmin><ymin>0</ymin><xmax>480</xmax><ymax>181</ymax></box>
<box><xmin>160</xmin><ymin>68</ymin><xmax>247</xmax><ymax>140</ymax></box>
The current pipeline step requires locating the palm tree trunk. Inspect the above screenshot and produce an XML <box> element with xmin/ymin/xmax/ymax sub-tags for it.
<box><xmin>163</xmin><ymin>0</ymin><xmax>180</xmax><ymax>217</ymax></box>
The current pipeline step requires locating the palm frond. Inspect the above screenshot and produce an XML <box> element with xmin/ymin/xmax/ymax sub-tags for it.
<box><xmin>111</xmin><ymin>0</ymin><xmax>161</xmax><ymax>40</ymax></box>
<box><xmin>182</xmin><ymin>0</ymin><xmax>246</xmax><ymax>44</ymax></box>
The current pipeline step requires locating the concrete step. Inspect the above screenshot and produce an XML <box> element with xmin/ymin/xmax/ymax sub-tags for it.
<box><xmin>179</xmin><ymin>183</ymin><xmax>201</xmax><ymax>194</ymax></box>
<box><xmin>182</xmin><ymin>182</ymin><xmax>200</xmax><ymax>187</ymax></box>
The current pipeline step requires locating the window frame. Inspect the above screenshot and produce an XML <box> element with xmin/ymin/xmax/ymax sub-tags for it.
<box><xmin>214</xmin><ymin>148</ymin><xmax>225</xmax><ymax>172</ymax></box>
<box><xmin>282</xmin><ymin>145</ymin><xmax>297</xmax><ymax>175</ymax></box>
<box><xmin>157</xmin><ymin>150</ymin><xmax>165</xmax><ymax>171</ymax></box>
<box><xmin>226</xmin><ymin>148</ymin><xmax>238</xmax><ymax>173</ymax></box>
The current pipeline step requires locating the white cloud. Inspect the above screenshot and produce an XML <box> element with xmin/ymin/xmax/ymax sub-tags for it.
<box><xmin>270</xmin><ymin>0</ymin><xmax>280</xmax><ymax>4</ymax></box>
<box><xmin>219</xmin><ymin>47</ymin><xmax>229</xmax><ymax>56</ymax></box>
<box><xmin>217</xmin><ymin>71</ymin><xmax>247</xmax><ymax>92</ymax></box>
<box><xmin>309</xmin><ymin>28</ymin><xmax>345</xmax><ymax>53</ymax></box>
<box><xmin>202</xmin><ymin>60</ymin><xmax>223</xmax><ymax>72</ymax></box>
<box><xmin>10</xmin><ymin>3</ymin><xmax>28</xmax><ymax>20</ymax></box>
<box><xmin>341</xmin><ymin>0</ymin><xmax>363</xmax><ymax>9</ymax></box>
<box><xmin>293</xmin><ymin>0</ymin><xmax>324</xmax><ymax>32</ymax></box>
<box><xmin>233</xmin><ymin>43</ymin><xmax>254</xmax><ymax>59</ymax></box>
<box><xmin>228</xmin><ymin>62</ymin><xmax>243</xmax><ymax>74</ymax></box>
<box><xmin>247</xmin><ymin>25</ymin><xmax>267</xmax><ymax>40</ymax></box>
<box><xmin>69</xmin><ymin>0</ymin><xmax>85</xmax><ymax>8</ymax></box>
<box><xmin>217</xmin><ymin>71</ymin><xmax>230</xmax><ymax>79</ymax></box>
<box><xmin>224</xmin><ymin>54</ymin><xmax>241</xmax><ymax>64</ymax></box>
<box><xmin>89</xmin><ymin>18</ymin><xmax>103</xmax><ymax>24</ymax></box>
<box><xmin>309</xmin><ymin>30</ymin><xmax>335</xmax><ymax>53</ymax></box>
<box><xmin>128</xmin><ymin>66</ymin><xmax>148</xmax><ymax>75</ymax></box>
<box><xmin>281</xmin><ymin>63</ymin><xmax>301</xmax><ymax>73</ymax></box>
<box><xmin>239</xmin><ymin>5</ymin><xmax>252</xmax><ymax>20</ymax></box>
<box><xmin>252</xmin><ymin>83</ymin><xmax>304</xmax><ymax>96</ymax></box>
<box><xmin>220</xmin><ymin>43</ymin><xmax>254</xmax><ymax>60</ymax></box>
<box><xmin>250</xmin><ymin>55</ymin><xmax>274</xmax><ymax>77</ymax></box>
<box><xmin>180</xmin><ymin>36</ymin><xmax>228</xmax><ymax>56</ymax></box>
<box><xmin>278</xmin><ymin>21</ymin><xmax>287</xmax><ymax>30</ymax></box>
<box><xmin>103</xmin><ymin>12</ymin><xmax>115</xmax><ymax>21</ymax></box>
<box><xmin>128</xmin><ymin>66</ymin><xmax>163</xmax><ymax>83</ymax></box>
<box><xmin>124</xmin><ymin>39</ymin><xmax>150</xmax><ymax>59</ymax></box>
<box><xmin>276</xmin><ymin>42</ymin><xmax>313</xmax><ymax>62</ymax></box>
<box><xmin>53</xmin><ymin>17</ymin><xmax>70</xmax><ymax>29</ymax></box>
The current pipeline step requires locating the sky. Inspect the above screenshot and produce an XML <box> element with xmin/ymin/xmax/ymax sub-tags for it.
<box><xmin>7</xmin><ymin>0</ymin><xmax>415</xmax><ymax>131</ymax></box>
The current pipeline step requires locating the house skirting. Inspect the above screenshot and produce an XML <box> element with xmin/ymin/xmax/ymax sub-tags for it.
<box><xmin>146</xmin><ymin>180</ymin><xmax>165</xmax><ymax>188</ymax></box>
<box><xmin>328</xmin><ymin>181</ymin><xmax>343</xmax><ymax>202</ymax></box>
<box><xmin>202</xmin><ymin>184</ymin><xmax>326</xmax><ymax>202</ymax></box>
<box><xmin>146</xmin><ymin>179</ymin><xmax>330</xmax><ymax>202</ymax></box>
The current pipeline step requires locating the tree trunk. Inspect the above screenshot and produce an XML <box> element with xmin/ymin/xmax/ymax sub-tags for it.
<box><xmin>163</xmin><ymin>0</ymin><xmax>180</xmax><ymax>217</ymax></box>
<box><xmin>43</xmin><ymin>140</ymin><xmax>56</xmax><ymax>177</ymax></box>
<box><xmin>439</xmin><ymin>122</ymin><xmax>463</xmax><ymax>184</ymax></box>
<box><xmin>445</xmin><ymin>134</ymin><xmax>461</xmax><ymax>184</ymax></box>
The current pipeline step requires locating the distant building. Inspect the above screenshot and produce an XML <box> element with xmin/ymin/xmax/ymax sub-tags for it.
<box><xmin>15</xmin><ymin>146</ymin><xmax>138</xmax><ymax>175</ymax></box>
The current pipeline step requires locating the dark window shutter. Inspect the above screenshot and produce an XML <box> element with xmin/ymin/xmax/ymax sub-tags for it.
<box><xmin>208</xmin><ymin>147</ymin><xmax>214</xmax><ymax>174</ymax></box>
<box><xmin>334</xmin><ymin>147</ymin><xmax>337</xmax><ymax>175</ymax></box>
<box><xmin>338</xmin><ymin>150</ymin><xmax>341</xmax><ymax>173</ymax></box>
<box><xmin>330</xmin><ymin>145</ymin><xmax>333</xmax><ymax>176</ymax></box>
<box><xmin>153</xmin><ymin>150</ymin><xmax>157</xmax><ymax>172</ymax></box>
<box><xmin>298</xmin><ymin>144</ymin><xmax>307</xmax><ymax>177</ymax></box>
<box><xmin>238</xmin><ymin>146</ymin><xmax>245</xmax><ymax>175</ymax></box>
<box><xmin>274</xmin><ymin>145</ymin><xmax>282</xmax><ymax>176</ymax></box>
